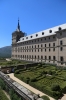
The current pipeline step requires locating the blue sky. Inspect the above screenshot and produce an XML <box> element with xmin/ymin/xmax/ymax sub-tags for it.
<box><xmin>0</xmin><ymin>0</ymin><xmax>66</xmax><ymax>48</ymax></box>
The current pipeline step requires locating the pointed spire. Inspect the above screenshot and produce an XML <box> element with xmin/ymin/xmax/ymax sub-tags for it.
<box><xmin>17</xmin><ymin>17</ymin><xmax>20</xmax><ymax>31</ymax></box>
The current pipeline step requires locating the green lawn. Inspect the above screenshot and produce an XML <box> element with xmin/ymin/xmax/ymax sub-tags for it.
<box><xmin>0</xmin><ymin>59</ymin><xmax>29</xmax><ymax>67</ymax></box>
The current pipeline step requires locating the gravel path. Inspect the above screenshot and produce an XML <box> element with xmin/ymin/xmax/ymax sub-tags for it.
<box><xmin>8</xmin><ymin>73</ymin><xmax>54</xmax><ymax>100</ymax></box>
<box><xmin>60</xmin><ymin>94</ymin><xmax>66</xmax><ymax>100</ymax></box>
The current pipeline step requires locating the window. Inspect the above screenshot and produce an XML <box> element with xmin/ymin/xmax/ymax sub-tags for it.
<box><xmin>45</xmin><ymin>44</ymin><xmax>46</xmax><ymax>47</ymax></box>
<box><xmin>53</xmin><ymin>43</ymin><xmax>55</xmax><ymax>46</ymax></box>
<box><xmin>41</xmin><ymin>44</ymin><xmax>42</xmax><ymax>47</ymax></box>
<box><xmin>49</xmin><ymin>48</ymin><xmax>50</xmax><ymax>52</ymax></box>
<box><xmin>35</xmin><ymin>45</ymin><xmax>36</xmax><ymax>48</ymax></box>
<box><xmin>32</xmin><ymin>40</ymin><xmax>33</xmax><ymax>43</ymax></box>
<box><xmin>38</xmin><ymin>39</ymin><xmax>39</xmax><ymax>41</ymax></box>
<box><xmin>53</xmin><ymin>36</ymin><xmax>55</xmax><ymax>39</ymax></box>
<box><xmin>42</xmin><ymin>32</ymin><xmax>44</xmax><ymax>35</ymax></box>
<box><xmin>26</xmin><ymin>37</ymin><xmax>28</xmax><ymax>39</ymax></box>
<box><xmin>53</xmin><ymin>48</ymin><xmax>55</xmax><ymax>51</ymax></box>
<box><xmin>27</xmin><ymin>46</ymin><xmax>28</xmax><ymax>49</ymax></box>
<box><xmin>60</xmin><ymin>40</ymin><xmax>63</xmax><ymax>45</ymax></box>
<box><xmin>49</xmin><ymin>43</ymin><xmax>50</xmax><ymax>47</ymax></box>
<box><xmin>22</xmin><ymin>38</ymin><xmax>24</xmax><ymax>40</ymax></box>
<box><xmin>41</xmin><ymin>56</ymin><xmax>43</xmax><ymax>59</ymax></box>
<box><xmin>45</xmin><ymin>56</ymin><xmax>47</xmax><ymax>59</ymax></box>
<box><xmin>35</xmin><ymin>55</ymin><xmax>36</xmax><ymax>59</ymax></box>
<box><xmin>36</xmin><ymin>34</ymin><xmax>38</xmax><ymax>37</ymax></box>
<box><xmin>49</xmin><ymin>56</ymin><xmax>51</xmax><ymax>60</ymax></box>
<box><xmin>58</xmin><ymin>27</ymin><xmax>62</xmax><ymax>31</ymax></box>
<box><xmin>45</xmin><ymin>38</ymin><xmax>46</xmax><ymax>40</ymax></box>
<box><xmin>41</xmin><ymin>38</ymin><xmax>42</xmax><ymax>41</ymax></box>
<box><xmin>60</xmin><ymin>57</ymin><xmax>63</xmax><ymax>65</ymax></box>
<box><xmin>35</xmin><ymin>49</ymin><xmax>36</xmax><ymax>52</ymax></box>
<box><xmin>49</xmin><ymin>30</ymin><xmax>52</xmax><ymax>33</ymax></box>
<box><xmin>60</xmin><ymin>47</ymin><xmax>63</xmax><ymax>51</ymax></box>
<box><xmin>45</xmin><ymin>49</ymin><xmax>46</xmax><ymax>52</ymax></box>
<box><xmin>38</xmin><ymin>45</ymin><xmax>39</xmax><ymax>48</ymax></box>
<box><xmin>31</xmin><ymin>36</ymin><xmax>33</xmax><ymax>38</ymax></box>
<box><xmin>32</xmin><ymin>46</ymin><xmax>33</xmax><ymax>48</ymax></box>
<box><xmin>49</xmin><ymin>37</ymin><xmax>50</xmax><ymax>39</ymax></box>
<box><xmin>38</xmin><ymin>55</ymin><xmax>39</xmax><ymax>59</ymax></box>
<box><xmin>53</xmin><ymin>56</ymin><xmax>55</xmax><ymax>63</ymax></box>
<box><xmin>38</xmin><ymin>49</ymin><xmax>39</xmax><ymax>52</ymax></box>
<box><xmin>53</xmin><ymin>56</ymin><xmax>55</xmax><ymax>60</ymax></box>
<box><xmin>60</xmin><ymin>57</ymin><xmax>63</xmax><ymax>61</ymax></box>
<box><xmin>35</xmin><ymin>40</ymin><xmax>36</xmax><ymax>42</ymax></box>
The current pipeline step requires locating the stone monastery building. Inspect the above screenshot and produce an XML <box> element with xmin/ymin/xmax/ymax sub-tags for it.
<box><xmin>12</xmin><ymin>19</ymin><xmax>66</xmax><ymax>66</ymax></box>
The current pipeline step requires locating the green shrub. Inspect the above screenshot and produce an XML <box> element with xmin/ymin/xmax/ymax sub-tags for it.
<box><xmin>51</xmin><ymin>84</ymin><xmax>61</xmax><ymax>91</ymax></box>
<box><xmin>21</xmin><ymin>76</ymin><xmax>24</xmax><ymax>80</ymax></box>
<box><xmin>38</xmin><ymin>64</ymin><xmax>41</xmax><ymax>67</ymax></box>
<box><xmin>43</xmin><ymin>74</ymin><xmax>46</xmax><ymax>78</ymax></box>
<box><xmin>0</xmin><ymin>78</ymin><xmax>5</xmax><ymax>89</ymax></box>
<box><xmin>41</xmin><ymin>71</ymin><xmax>47</xmax><ymax>75</ymax></box>
<box><xmin>26</xmin><ymin>77</ymin><xmax>30</xmax><ymax>79</ymax></box>
<box><xmin>48</xmin><ymin>71</ymin><xmax>52</xmax><ymax>75</ymax></box>
<box><xmin>52</xmin><ymin>91</ymin><xmax>62</xmax><ymax>99</ymax></box>
<box><xmin>31</xmin><ymin>78</ymin><xmax>37</xmax><ymax>82</ymax></box>
<box><xmin>15</xmin><ymin>70</ymin><xmax>19</xmax><ymax>74</ymax></box>
<box><xmin>41</xmin><ymin>95</ymin><xmax>50</xmax><ymax>100</ymax></box>
<box><xmin>26</xmin><ymin>77</ymin><xmax>30</xmax><ymax>84</ymax></box>
<box><xmin>9</xmin><ymin>89</ymin><xmax>22</xmax><ymax>100</ymax></box>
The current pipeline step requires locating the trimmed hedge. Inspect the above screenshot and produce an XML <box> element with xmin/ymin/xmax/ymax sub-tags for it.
<box><xmin>31</xmin><ymin>78</ymin><xmax>37</xmax><ymax>82</ymax></box>
<box><xmin>41</xmin><ymin>95</ymin><xmax>50</xmax><ymax>100</ymax></box>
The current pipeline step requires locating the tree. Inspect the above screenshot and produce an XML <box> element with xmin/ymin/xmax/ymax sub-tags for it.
<box><xmin>13</xmin><ymin>93</ymin><xmax>18</xmax><ymax>100</ymax></box>
<box><xmin>0</xmin><ymin>78</ymin><xmax>5</xmax><ymax>89</ymax></box>
<box><xmin>9</xmin><ymin>89</ymin><xmax>14</xmax><ymax>100</ymax></box>
<box><xmin>18</xmin><ymin>97</ymin><xmax>21</xmax><ymax>100</ymax></box>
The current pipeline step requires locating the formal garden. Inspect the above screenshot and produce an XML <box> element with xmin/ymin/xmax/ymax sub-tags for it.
<box><xmin>14</xmin><ymin>63</ymin><xmax>66</xmax><ymax>100</ymax></box>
